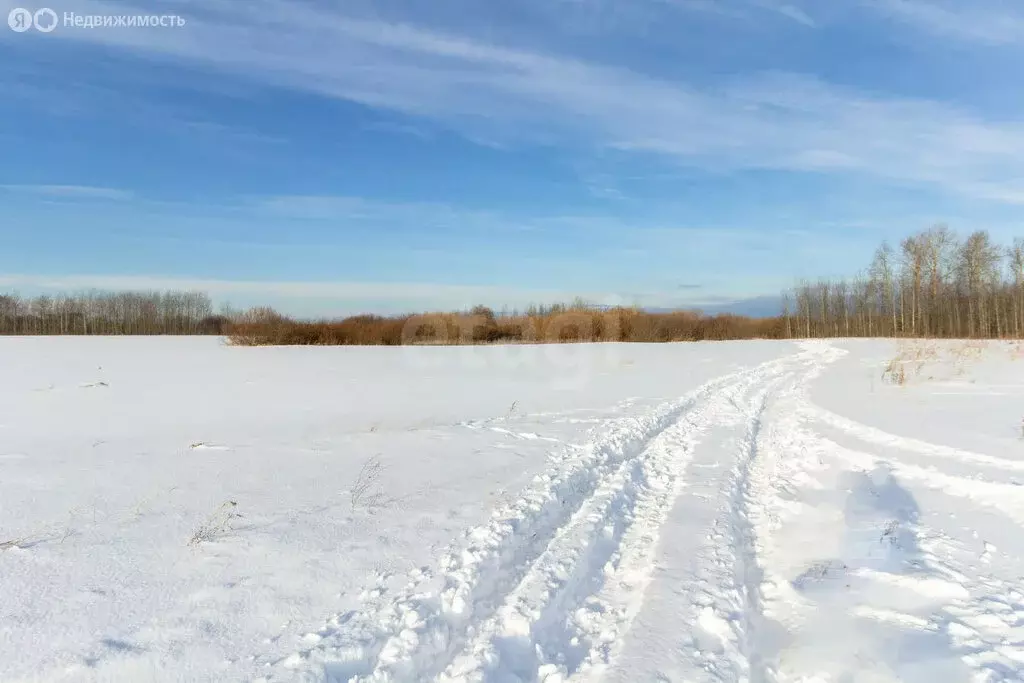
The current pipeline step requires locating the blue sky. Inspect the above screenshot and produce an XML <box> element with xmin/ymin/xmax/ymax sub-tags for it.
<box><xmin>2</xmin><ymin>0</ymin><xmax>1024</xmax><ymax>315</ymax></box>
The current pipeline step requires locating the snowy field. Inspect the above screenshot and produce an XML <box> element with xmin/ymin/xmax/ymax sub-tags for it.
<box><xmin>2</xmin><ymin>337</ymin><xmax>1024</xmax><ymax>683</ymax></box>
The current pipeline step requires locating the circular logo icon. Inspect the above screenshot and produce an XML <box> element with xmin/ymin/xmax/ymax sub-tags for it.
<box><xmin>8</xmin><ymin>7</ymin><xmax>33</xmax><ymax>32</ymax></box>
<box><xmin>34</xmin><ymin>7</ymin><xmax>57</xmax><ymax>32</ymax></box>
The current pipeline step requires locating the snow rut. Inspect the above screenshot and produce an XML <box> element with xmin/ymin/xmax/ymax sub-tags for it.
<box><xmin>273</xmin><ymin>352</ymin><xmax>810</xmax><ymax>683</ymax></box>
<box><xmin>748</xmin><ymin>346</ymin><xmax>1024</xmax><ymax>682</ymax></box>
<box><xmin>602</xmin><ymin>341</ymin><xmax>838</xmax><ymax>683</ymax></box>
<box><xmin>438</xmin><ymin>356</ymin><xmax>805</xmax><ymax>683</ymax></box>
<box><xmin>801</xmin><ymin>402</ymin><xmax>1024</xmax><ymax>474</ymax></box>
<box><xmin>724</xmin><ymin>381</ymin><xmax>777</xmax><ymax>683</ymax></box>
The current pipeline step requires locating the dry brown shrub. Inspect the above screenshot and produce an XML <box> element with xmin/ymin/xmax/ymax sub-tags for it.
<box><xmin>225</xmin><ymin>303</ymin><xmax>786</xmax><ymax>347</ymax></box>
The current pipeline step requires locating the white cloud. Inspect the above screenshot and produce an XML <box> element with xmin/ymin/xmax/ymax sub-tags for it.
<box><xmin>752</xmin><ymin>0</ymin><xmax>817</xmax><ymax>27</ymax></box>
<box><xmin>866</xmin><ymin>0</ymin><xmax>1024</xmax><ymax>45</ymax></box>
<box><xmin>0</xmin><ymin>273</ymin><xmax>767</xmax><ymax>316</ymax></box>
<box><xmin>9</xmin><ymin>0</ymin><xmax>1024</xmax><ymax>202</ymax></box>
<box><xmin>0</xmin><ymin>273</ymin><xmax>565</xmax><ymax>301</ymax></box>
<box><xmin>0</xmin><ymin>184</ymin><xmax>133</xmax><ymax>200</ymax></box>
<box><xmin>244</xmin><ymin>195</ymin><xmax>525</xmax><ymax>235</ymax></box>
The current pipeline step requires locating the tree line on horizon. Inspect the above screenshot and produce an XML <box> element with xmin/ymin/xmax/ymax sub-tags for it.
<box><xmin>0</xmin><ymin>291</ymin><xmax>784</xmax><ymax>342</ymax></box>
<box><xmin>783</xmin><ymin>225</ymin><xmax>1024</xmax><ymax>339</ymax></box>
<box><xmin>224</xmin><ymin>303</ymin><xmax>782</xmax><ymax>345</ymax></box>
<box><xmin>0</xmin><ymin>290</ymin><xmax>227</xmax><ymax>335</ymax></box>
<box><xmin>3</xmin><ymin>225</ymin><xmax>1022</xmax><ymax>342</ymax></box>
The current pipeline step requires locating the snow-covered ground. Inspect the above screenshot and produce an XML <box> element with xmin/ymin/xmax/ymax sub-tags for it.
<box><xmin>2</xmin><ymin>337</ymin><xmax>1023</xmax><ymax>682</ymax></box>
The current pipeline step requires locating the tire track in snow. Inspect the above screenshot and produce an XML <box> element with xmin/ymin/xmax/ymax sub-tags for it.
<box><xmin>791</xmin><ymin>369</ymin><xmax>1024</xmax><ymax>528</ymax></box>
<box><xmin>607</xmin><ymin>371</ymin><xmax>792</xmax><ymax>683</ymax></box>
<box><xmin>436</xmin><ymin>353</ymin><xmax>808</xmax><ymax>683</ymax></box>
<box><xmin>666</xmin><ymin>349</ymin><xmax>831</xmax><ymax>683</ymax></box>
<box><xmin>271</xmin><ymin>352</ymin><xmax>807</xmax><ymax>683</ymax></box>
<box><xmin>736</xmin><ymin>343</ymin><xmax>850</xmax><ymax>683</ymax></box>
<box><xmin>800</xmin><ymin>402</ymin><xmax>1024</xmax><ymax>474</ymax></box>
<box><xmin>750</xmin><ymin>346</ymin><xmax>1024</xmax><ymax>682</ymax></box>
<box><xmin>591</xmin><ymin>340</ymin><xmax>841</xmax><ymax>683</ymax></box>
<box><xmin>725</xmin><ymin>378</ymin><xmax>780</xmax><ymax>683</ymax></box>
<box><xmin>805</xmin><ymin>432</ymin><xmax>1024</xmax><ymax>530</ymax></box>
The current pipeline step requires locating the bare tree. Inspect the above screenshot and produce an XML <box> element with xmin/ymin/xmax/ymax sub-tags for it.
<box><xmin>785</xmin><ymin>226</ymin><xmax>1024</xmax><ymax>340</ymax></box>
<box><xmin>870</xmin><ymin>242</ymin><xmax>897</xmax><ymax>337</ymax></box>
<box><xmin>0</xmin><ymin>290</ymin><xmax>223</xmax><ymax>335</ymax></box>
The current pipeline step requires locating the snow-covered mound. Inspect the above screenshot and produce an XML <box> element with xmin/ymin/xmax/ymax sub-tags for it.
<box><xmin>2</xmin><ymin>337</ymin><xmax>1023</xmax><ymax>682</ymax></box>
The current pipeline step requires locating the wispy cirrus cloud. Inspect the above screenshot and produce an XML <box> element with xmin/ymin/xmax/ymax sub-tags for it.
<box><xmin>0</xmin><ymin>273</ymin><xmax>576</xmax><ymax>303</ymax></box>
<box><xmin>0</xmin><ymin>184</ymin><xmax>133</xmax><ymax>200</ymax></box>
<box><xmin>250</xmin><ymin>195</ymin><xmax>514</xmax><ymax>229</ymax></box>
<box><xmin>0</xmin><ymin>272</ymin><xmax>762</xmax><ymax>315</ymax></box>
<box><xmin>751</xmin><ymin>0</ymin><xmax>817</xmax><ymax>27</ymax></box>
<box><xmin>865</xmin><ymin>0</ymin><xmax>1024</xmax><ymax>45</ymax></box>
<box><xmin>7</xmin><ymin>0</ymin><xmax>1024</xmax><ymax>203</ymax></box>
<box><xmin>657</xmin><ymin>0</ymin><xmax>815</xmax><ymax>25</ymax></box>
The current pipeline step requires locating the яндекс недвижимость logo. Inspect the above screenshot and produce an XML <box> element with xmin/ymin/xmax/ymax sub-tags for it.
<box><xmin>8</xmin><ymin>7</ymin><xmax>57</xmax><ymax>32</ymax></box>
<box><xmin>8</xmin><ymin>7</ymin><xmax>184</xmax><ymax>32</ymax></box>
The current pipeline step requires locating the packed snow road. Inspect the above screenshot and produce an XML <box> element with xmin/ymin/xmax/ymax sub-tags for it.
<box><xmin>2</xmin><ymin>338</ymin><xmax>1023</xmax><ymax>682</ymax></box>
